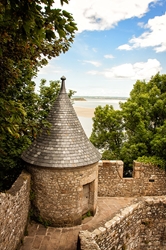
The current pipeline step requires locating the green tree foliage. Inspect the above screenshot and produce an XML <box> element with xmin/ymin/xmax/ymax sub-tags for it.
<box><xmin>0</xmin><ymin>0</ymin><xmax>77</xmax><ymax>190</ymax></box>
<box><xmin>0</xmin><ymin>0</ymin><xmax>77</xmax><ymax>90</ymax></box>
<box><xmin>0</xmin><ymin>0</ymin><xmax>77</xmax><ymax>137</ymax></box>
<box><xmin>0</xmin><ymin>0</ymin><xmax>77</xmax><ymax>142</ymax></box>
<box><xmin>90</xmin><ymin>105</ymin><xmax>124</xmax><ymax>160</ymax></box>
<box><xmin>90</xmin><ymin>73</ymin><xmax>166</xmax><ymax>169</ymax></box>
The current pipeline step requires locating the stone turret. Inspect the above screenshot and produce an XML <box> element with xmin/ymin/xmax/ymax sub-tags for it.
<box><xmin>22</xmin><ymin>76</ymin><xmax>101</xmax><ymax>227</ymax></box>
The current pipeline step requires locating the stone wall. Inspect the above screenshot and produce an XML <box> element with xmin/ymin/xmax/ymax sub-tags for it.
<box><xmin>98</xmin><ymin>160</ymin><xmax>166</xmax><ymax>197</ymax></box>
<box><xmin>79</xmin><ymin>196</ymin><xmax>166</xmax><ymax>250</ymax></box>
<box><xmin>0</xmin><ymin>171</ymin><xmax>31</xmax><ymax>250</ymax></box>
<box><xmin>28</xmin><ymin>163</ymin><xmax>98</xmax><ymax>227</ymax></box>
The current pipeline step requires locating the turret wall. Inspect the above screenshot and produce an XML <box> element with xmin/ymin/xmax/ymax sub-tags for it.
<box><xmin>28</xmin><ymin>163</ymin><xmax>98</xmax><ymax>227</ymax></box>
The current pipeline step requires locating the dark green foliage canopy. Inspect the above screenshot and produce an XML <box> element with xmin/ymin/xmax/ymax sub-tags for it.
<box><xmin>90</xmin><ymin>73</ymin><xmax>166</xmax><ymax>169</ymax></box>
<box><xmin>0</xmin><ymin>0</ymin><xmax>77</xmax><ymax>90</ymax></box>
<box><xmin>90</xmin><ymin>105</ymin><xmax>124</xmax><ymax>160</ymax></box>
<box><xmin>0</xmin><ymin>0</ymin><xmax>77</xmax><ymax>191</ymax></box>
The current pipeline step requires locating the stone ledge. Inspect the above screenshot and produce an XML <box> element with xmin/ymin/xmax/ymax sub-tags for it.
<box><xmin>79</xmin><ymin>196</ymin><xmax>166</xmax><ymax>250</ymax></box>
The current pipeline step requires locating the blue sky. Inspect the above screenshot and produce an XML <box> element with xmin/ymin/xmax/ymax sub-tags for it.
<box><xmin>35</xmin><ymin>0</ymin><xmax>166</xmax><ymax>97</ymax></box>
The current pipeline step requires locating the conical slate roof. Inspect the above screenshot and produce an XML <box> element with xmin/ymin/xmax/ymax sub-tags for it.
<box><xmin>22</xmin><ymin>76</ymin><xmax>101</xmax><ymax>168</ymax></box>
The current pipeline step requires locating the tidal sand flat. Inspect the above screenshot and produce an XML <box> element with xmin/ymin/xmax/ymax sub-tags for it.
<box><xmin>74</xmin><ymin>106</ymin><xmax>94</xmax><ymax>118</ymax></box>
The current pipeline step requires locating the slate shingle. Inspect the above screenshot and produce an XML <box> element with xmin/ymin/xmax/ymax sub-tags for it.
<box><xmin>22</xmin><ymin>76</ymin><xmax>101</xmax><ymax>168</ymax></box>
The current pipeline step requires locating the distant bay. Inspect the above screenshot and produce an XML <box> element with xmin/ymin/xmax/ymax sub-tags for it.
<box><xmin>73</xmin><ymin>97</ymin><xmax>127</xmax><ymax>137</ymax></box>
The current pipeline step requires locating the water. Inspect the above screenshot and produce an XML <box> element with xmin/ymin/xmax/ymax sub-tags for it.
<box><xmin>73</xmin><ymin>97</ymin><xmax>126</xmax><ymax>137</ymax></box>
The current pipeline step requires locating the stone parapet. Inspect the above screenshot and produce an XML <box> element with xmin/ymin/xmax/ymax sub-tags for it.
<box><xmin>98</xmin><ymin>161</ymin><xmax>166</xmax><ymax>197</ymax></box>
<box><xmin>0</xmin><ymin>171</ymin><xmax>31</xmax><ymax>250</ymax></box>
<box><xmin>79</xmin><ymin>196</ymin><xmax>166</xmax><ymax>250</ymax></box>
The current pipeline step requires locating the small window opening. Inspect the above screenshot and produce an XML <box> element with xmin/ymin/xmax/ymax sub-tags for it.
<box><xmin>123</xmin><ymin>165</ymin><xmax>133</xmax><ymax>178</ymax></box>
<box><xmin>149</xmin><ymin>179</ymin><xmax>155</xmax><ymax>182</ymax></box>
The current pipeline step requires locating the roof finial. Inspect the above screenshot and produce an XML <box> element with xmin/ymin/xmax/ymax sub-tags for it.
<box><xmin>60</xmin><ymin>76</ymin><xmax>66</xmax><ymax>93</ymax></box>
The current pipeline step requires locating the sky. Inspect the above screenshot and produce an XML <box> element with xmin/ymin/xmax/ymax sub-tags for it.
<box><xmin>35</xmin><ymin>0</ymin><xmax>166</xmax><ymax>97</ymax></box>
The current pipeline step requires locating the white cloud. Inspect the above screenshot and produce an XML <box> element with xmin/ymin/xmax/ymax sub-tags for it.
<box><xmin>104</xmin><ymin>54</ymin><xmax>115</xmax><ymax>59</ymax></box>
<box><xmin>111</xmin><ymin>64</ymin><xmax>135</xmax><ymax>78</ymax></box>
<box><xmin>132</xmin><ymin>59</ymin><xmax>162</xmax><ymax>79</ymax></box>
<box><xmin>87</xmin><ymin>59</ymin><xmax>162</xmax><ymax>80</ymax></box>
<box><xmin>57</xmin><ymin>0</ymin><xmax>158</xmax><ymax>32</ymax></box>
<box><xmin>118</xmin><ymin>44</ymin><xmax>132</xmax><ymax>51</ymax></box>
<box><xmin>118</xmin><ymin>13</ymin><xmax>166</xmax><ymax>52</ymax></box>
<box><xmin>83</xmin><ymin>60</ymin><xmax>101</xmax><ymax>67</ymax></box>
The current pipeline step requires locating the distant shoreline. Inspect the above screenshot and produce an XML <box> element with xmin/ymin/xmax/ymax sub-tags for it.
<box><xmin>72</xmin><ymin>97</ymin><xmax>86</xmax><ymax>101</ymax></box>
<box><xmin>73</xmin><ymin>96</ymin><xmax>128</xmax><ymax>100</ymax></box>
<box><xmin>73</xmin><ymin>96</ymin><xmax>126</xmax><ymax>119</ymax></box>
